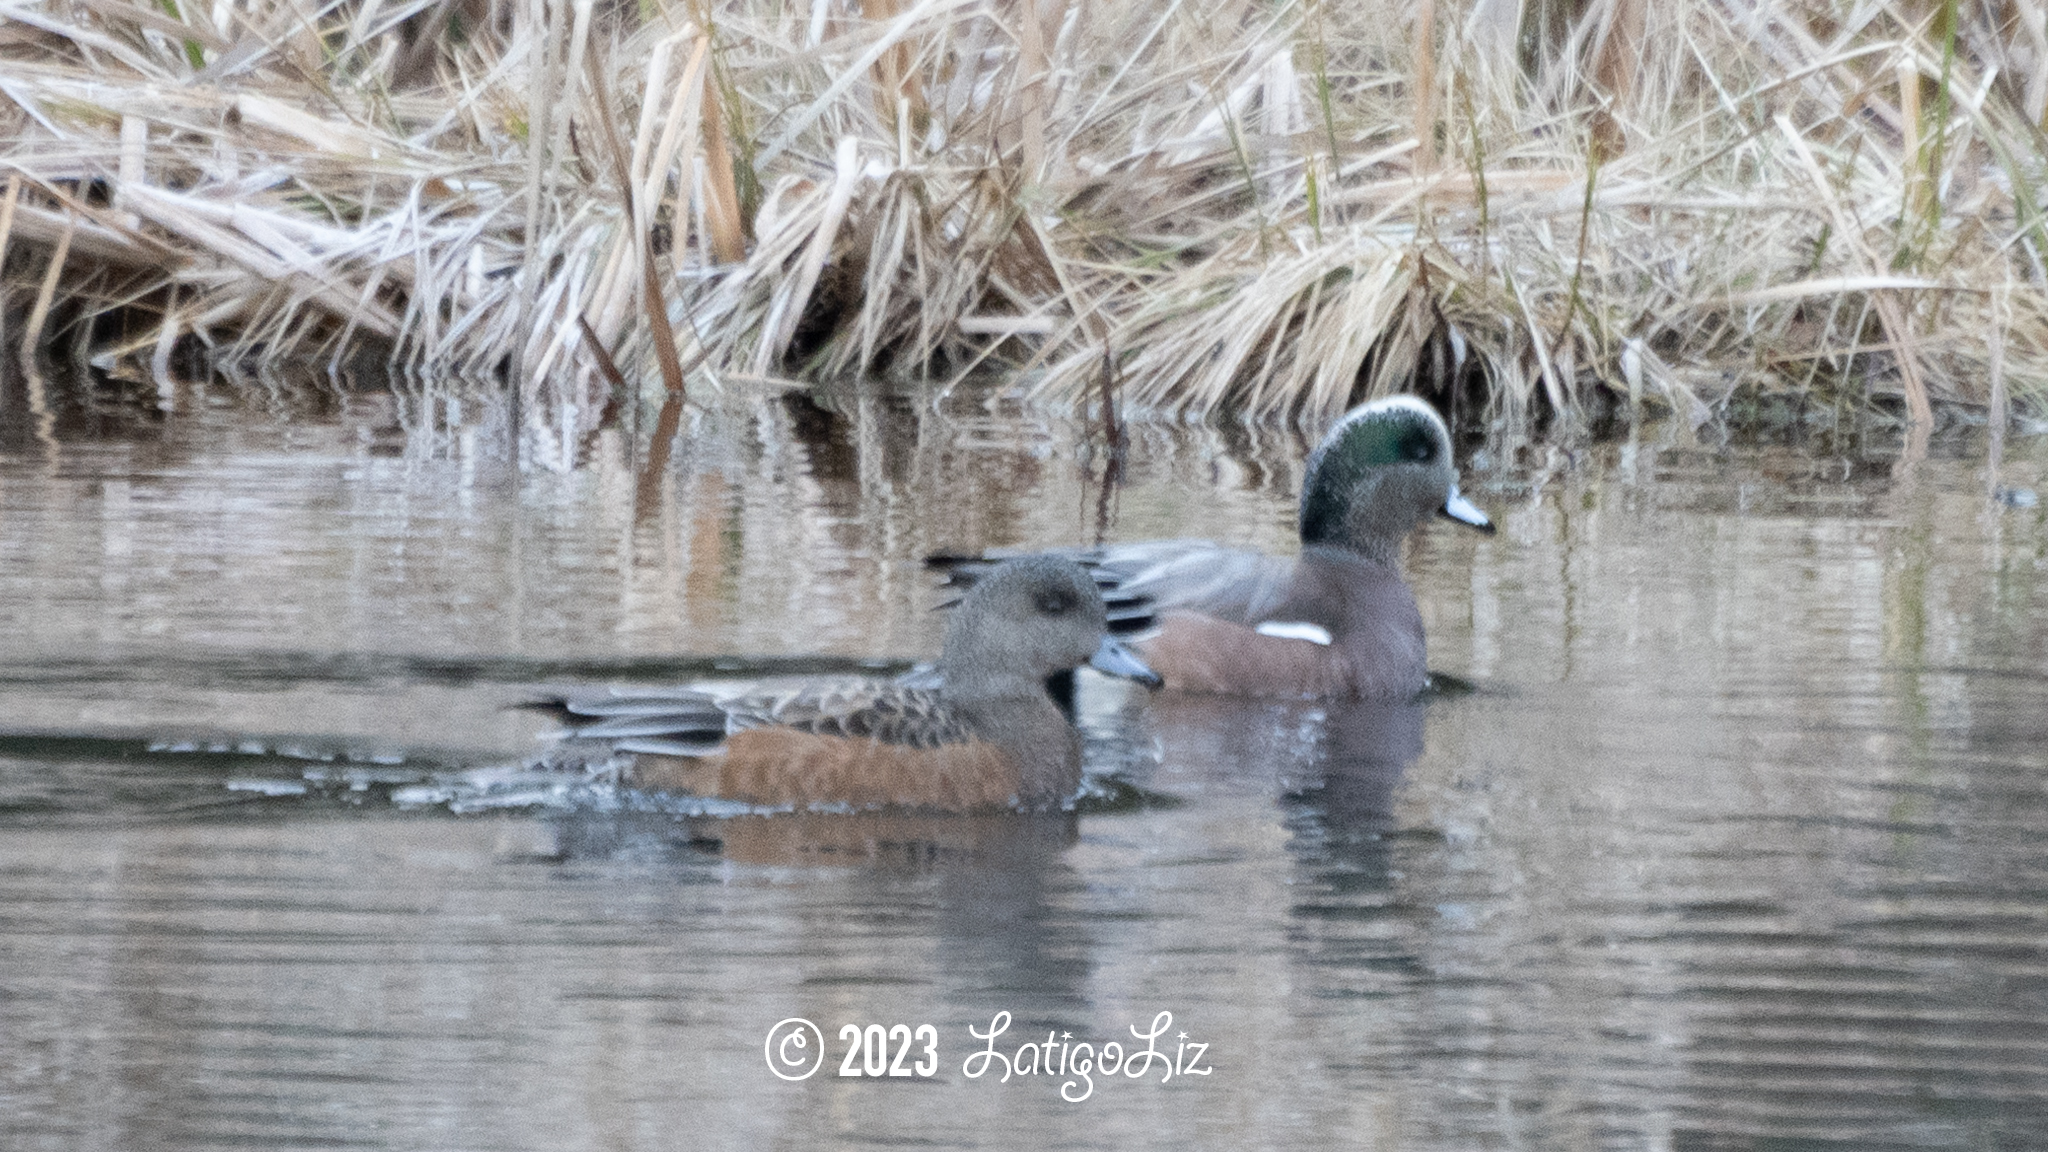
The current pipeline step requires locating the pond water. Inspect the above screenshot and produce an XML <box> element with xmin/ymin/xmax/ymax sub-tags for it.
<box><xmin>2</xmin><ymin>375</ymin><xmax>2046</xmax><ymax>1150</ymax></box>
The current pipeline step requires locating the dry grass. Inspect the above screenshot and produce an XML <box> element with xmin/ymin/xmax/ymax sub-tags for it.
<box><xmin>3</xmin><ymin>0</ymin><xmax>2048</xmax><ymax>450</ymax></box>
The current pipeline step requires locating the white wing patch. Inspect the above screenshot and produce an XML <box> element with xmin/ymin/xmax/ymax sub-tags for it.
<box><xmin>1254</xmin><ymin>620</ymin><xmax>1333</xmax><ymax>646</ymax></box>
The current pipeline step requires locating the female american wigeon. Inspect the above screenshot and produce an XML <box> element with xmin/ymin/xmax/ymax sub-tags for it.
<box><xmin>532</xmin><ymin>556</ymin><xmax>1160</xmax><ymax>813</ymax></box>
<box><xmin>936</xmin><ymin>395</ymin><xmax>1493</xmax><ymax>700</ymax></box>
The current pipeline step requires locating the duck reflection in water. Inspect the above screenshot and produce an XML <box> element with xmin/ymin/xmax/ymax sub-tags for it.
<box><xmin>1296</xmin><ymin>697</ymin><xmax>1427</xmax><ymax>839</ymax></box>
<box><xmin>1142</xmin><ymin>690</ymin><xmax>1428</xmax><ymax>848</ymax></box>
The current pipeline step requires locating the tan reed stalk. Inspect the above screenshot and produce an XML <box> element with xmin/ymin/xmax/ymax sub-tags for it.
<box><xmin>1410</xmin><ymin>0</ymin><xmax>1436</xmax><ymax>173</ymax></box>
<box><xmin>1015</xmin><ymin>0</ymin><xmax>1055</xmax><ymax>183</ymax></box>
<box><xmin>1589</xmin><ymin>0</ymin><xmax>1643</xmax><ymax>160</ymax></box>
<box><xmin>585</xmin><ymin>36</ymin><xmax>687</xmax><ymax>402</ymax></box>
<box><xmin>21</xmin><ymin>213</ymin><xmax>73</xmax><ymax>376</ymax></box>
<box><xmin>0</xmin><ymin>175</ymin><xmax>20</xmax><ymax>281</ymax></box>
<box><xmin>700</xmin><ymin>58</ymin><xmax>748</xmax><ymax>265</ymax></box>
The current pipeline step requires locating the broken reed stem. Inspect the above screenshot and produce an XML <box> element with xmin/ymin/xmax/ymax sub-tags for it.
<box><xmin>1410</xmin><ymin>0</ymin><xmax>1436</xmax><ymax>172</ymax></box>
<box><xmin>700</xmin><ymin>54</ymin><xmax>747</xmax><ymax>265</ymax></box>
<box><xmin>1015</xmin><ymin>0</ymin><xmax>1061</xmax><ymax>184</ymax></box>
<box><xmin>21</xmin><ymin>211</ymin><xmax>73</xmax><ymax>377</ymax></box>
<box><xmin>584</xmin><ymin>41</ymin><xmax>687</xmax><ymax>403</ymax></box>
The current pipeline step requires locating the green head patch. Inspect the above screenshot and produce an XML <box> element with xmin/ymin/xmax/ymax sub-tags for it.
<box><xmin>1298</xmin><ymin>400</ymin><xmax>1445</xmax><ymax>546</ymax></box>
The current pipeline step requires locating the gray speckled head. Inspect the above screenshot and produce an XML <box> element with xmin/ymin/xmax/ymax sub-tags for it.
<box><xmin>1298</xmin><ymin>395</ymin><xmax>1491</xmax><ymax>562</ymax></box>
<box><xmin>939</xmin><ymin>555</ymin><xmax>1159</xmax><ymax>700</ymax></box>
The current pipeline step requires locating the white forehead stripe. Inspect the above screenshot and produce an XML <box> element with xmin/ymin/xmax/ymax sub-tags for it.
<box><xmin>1324</xmin><ymin>394</ymin><xmax>1447</xmax><ymax>442</ymax></box>
<box><xmin>1255</xmin><ymin>620</ymin><xmax>1334</xmax><ymax>645</ymax></box>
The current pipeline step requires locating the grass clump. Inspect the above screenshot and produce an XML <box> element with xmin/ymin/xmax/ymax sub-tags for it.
<box><xmin>2</xmin><ymin>0</ymin><xmax>2047</xmax><ymax>450</ymax></box>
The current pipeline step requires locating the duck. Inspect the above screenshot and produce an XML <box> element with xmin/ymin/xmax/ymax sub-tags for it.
<box><xmin>932</xmin><ymin>395</ymin><xmax>1493</xmax><ymax>700</ymax></box>
<box><xmin>529</xmin><ymin>556</ymin><xmax>1161</xmax><ymax>812</ymax></box>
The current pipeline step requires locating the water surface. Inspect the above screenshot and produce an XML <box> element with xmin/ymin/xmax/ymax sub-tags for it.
<box><xmin>3</xmin><ymin>379</ymin><xmax>2046</xmax><ymax>1150</ymax></box>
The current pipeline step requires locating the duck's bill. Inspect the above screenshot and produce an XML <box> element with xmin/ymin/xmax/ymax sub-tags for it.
<box><xmin>1440</xmin><ymin>485</ymin><xmax>1495</xmax><ymax>533</ymax></box>
<box><xmin>1088</xmin><ymin>635</ymin><xmax>1164</xmax><ymax>689</ymax></box>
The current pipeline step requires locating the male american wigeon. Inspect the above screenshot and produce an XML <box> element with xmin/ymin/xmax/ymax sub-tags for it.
<box><xmin>531</xmin><ymin>556</ymin><xmax>1161</xmax><ymax>812</ymax></box>
<box><xmin>935</xmin><ymin>395</ymin><xmax>1493</xmax><ymax>700</ymax></box>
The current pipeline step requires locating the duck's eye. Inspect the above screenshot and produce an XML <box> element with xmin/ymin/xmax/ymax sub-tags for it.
<box><xmin>1035</xmin><ymin>589</ymin><xmax>1077</xmax><ymax>615</ymax></box>
<box><xmin>1404</xmin><ymin>432</ymin><xmax>1436</xmax><ymax>462</ymax></box>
